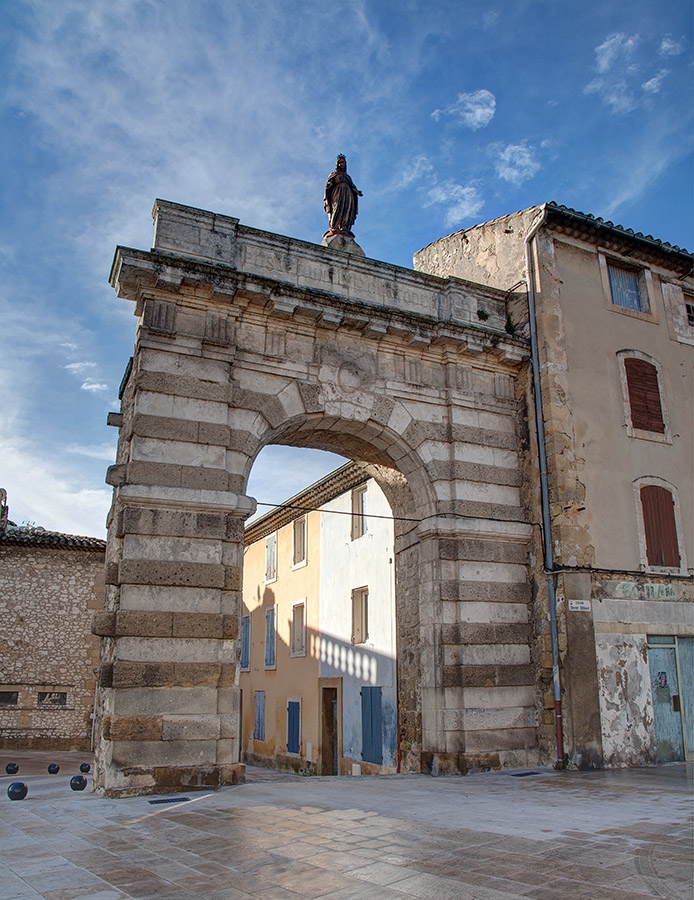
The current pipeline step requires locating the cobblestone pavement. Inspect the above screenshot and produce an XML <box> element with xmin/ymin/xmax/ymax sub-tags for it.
<box><xmin>0</xmin><ymin>752</ymin><xmax>691</xmax><ymax>900</ymax></box>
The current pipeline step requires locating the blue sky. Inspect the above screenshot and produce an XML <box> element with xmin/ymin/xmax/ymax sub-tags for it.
<box><xmin>1</xmin><ymin>0</ymin><xmax>692</xmax><ymax>538</ymax></box>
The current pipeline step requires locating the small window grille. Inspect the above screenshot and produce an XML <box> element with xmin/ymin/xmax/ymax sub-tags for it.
<box><xmin>38</xmin><ymin>691</ymin><xmax>67</xmax><ymax>706</ymax></box>
<box><xmin>686</xmin><ymin>302</ymin><xmax>694</xmax><ymax>327</ymax></box>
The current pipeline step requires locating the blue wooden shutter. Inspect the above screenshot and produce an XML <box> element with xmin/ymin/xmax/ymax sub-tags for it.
<box><xmin>265</xmin><ymin>607</ymin><xmax>276</xmax><ymax>667</ymax></box>
<box><xmin>287</xmin><ymin>701</ymin><xmax>300</xmax><ymax>754</ymax></box>
<box><xmin>241</xmin><ymin>615</ymin><xmax>250</xmax><ymax>669</ymax></box>
<box><xmin>254</xmin><ymin>691</ymin><xmax>265</xmax><ymax>741</ymax></box>
<box><xmin>361</xmin><ymin>686</ymin><xmax>382</xmax><ymax>764</ymax></box>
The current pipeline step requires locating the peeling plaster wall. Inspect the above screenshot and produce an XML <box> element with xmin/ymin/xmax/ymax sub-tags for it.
<box><xmin>596</xmin><ymin>633</ymin><xmax>655</xmax><ymax>766</ymax></box>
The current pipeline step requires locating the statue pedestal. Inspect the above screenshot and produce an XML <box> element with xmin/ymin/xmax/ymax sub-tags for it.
<box><xmin>321</xmin><ymin>234</ymin><xmax>365</xmax><ymax>257</ymax></box>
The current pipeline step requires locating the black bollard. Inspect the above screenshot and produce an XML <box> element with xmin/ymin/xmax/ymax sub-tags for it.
<box><xmin>48</xmin><ymin>763</ymin><xmax>60</xmax><ymax>774</ymax></box>
<box><xmin>7</xmin><ymin>782</ymin><xmax>28</xmax><ymax>800</ymax></box>
<box><xmin>79</xmin><ymin>762</ymin><xmax>91</xmax><ymax>773</ymax></box>
<box><xmin>70</xmin><ymin>775</ymin><xmax>87</xmax><ymax>791</ymax></box>
<box><xmin>5</xmin><ymin>763</ymin><xmax>19</xmax><ymax>775</ymax></box>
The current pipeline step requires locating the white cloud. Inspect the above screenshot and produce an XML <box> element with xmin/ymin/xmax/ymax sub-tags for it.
<box><xmin>399</xmin><ymin>155</ymin><xmax>434</xmax><ymax>187</ymax></box>
<box><xmin>80</xmin><ymin>379</ymin><xmax>110</xmax><ymax>393</ymax></box>
<box><xmin>642</xmin><ymin>69</ymin><xmax>670</xmax><ymax>94</ymax></box>
<box><xmin>494</xmin><ymin>143</ymin><xmax>541</xmax><ymax>186</ymax></box>
<box><xmin>432</xmin><ymin>90</ymin><xmax>496</xmax><ymax>130</ymax></box>
<box><xmin>65</xmin><ymin>361</ymin><xmax>97</xmax><ymax>374</ymax></box>
<box><xmin>594</xmin><ymin>33</ymin><xmax>640</xmax><ymax>73</ymax></box>
<box><xmin>659</xmin><ymin>37</ymin><xmax>684</xmax><ymax>56</ymax></box>
<box><xmin>425</xmin><ymin>182</ymin><xmax>483</xmax><ymax>228</ymax></box>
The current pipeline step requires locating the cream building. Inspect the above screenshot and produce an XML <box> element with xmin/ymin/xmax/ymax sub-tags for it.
<box><xmin>414</xmin><ymin>202</ymin><xmax>694</xmax><ymax>767</ymax></box>
<box><xmin>240</xmin><ymin>463</ymin><xmax>396</xmax><ymax>774</ymax></box>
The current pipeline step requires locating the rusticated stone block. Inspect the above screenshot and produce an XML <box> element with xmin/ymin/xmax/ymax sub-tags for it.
<box><xmin>442</xmin><ymin>663</ymin><xmax>535</xmax><ymax>688</ymax></box>
<box><xmin>162</xmin><ymin>715</ymin><xmax>221</xmax><ymax>741</ymax></box>
<box><xmin>198</xmin><ymin>422</ymin><xmax>231</xmax><ymax>446</ymax></box>
<box><xmin>220</xmin><ymin>764</ymin><xmax>245</xmax><ymax>785</ymax></box>
<box><xmin>222</xmin><ymin>615</ymin><xmax>238</xmax><ymax>640</ymax></box>
<box><xmin>134</xmin><ymin>370</ymin><xmax>234</xmax><ymax>404</ymax></box>
<box><xmin>172</xmin><ymin>612</ymin><xmax>223</xmax><ymax>639</ymax></box>
<box><xmin>98</xmin><ymin>663</ymin><xmax>114</xmax><ymax>688</ymax></box>
<box><xmin>440</xmin><ymin>623</ymin><xmax>532</xmax><ymax>645</ymax></box>
<box><xmin>92</xmin><ymin>610</ymin><xmax>117</xmax><ymax>637</ymax></box>
<box><xmin>459</xmin><ymin>752</ymin><xmax>501</xmax><ymax>774</ymax></box>
<box><xmin>173</xmin><ymin>663</ymin><xmax>222</xmax><ymax>686</ymax></box>
<box><xmin>439</xmin><ymin>539</ymin><xmax>528</xmax><ymax>564</ymax></box>
<box><xmin>154</xmin><ymin>765</ymin><xmax>222</xmax><ymax>790</ymax></box>
<box><xmin>219</xmin><ymin>663</ymin><xmax>237</xmax><ymax>687</ymax></box>
<box><xmin>131</xmin><ymin>413</ymin><xmax>197</xmax><ymax>442</ymax></box>
<box><xmin>113</xmin><ymin>661</ymin><xmax>176</xmax><ymax>688</ymax></box>
<box><xmin>224</xmin><ymin>567</ymin><xmax>241</xmax><ymax>591</ymax></box>
<box><xmin>105</xmin><ymin>563</ymin><xmax>120</xmax><ymax>586</ymax></box>
<box><xmin>126</xmin><ymin>460</ymin><xmax>182</xmax><ymax>487</ymax></box>
<box><xmin>116</xmin><ymin>610</ymin><xmax>173</xmax><ymax>637</ymax></box>
<box><xmin>118</xmin><ymin>560</ymin><xmax>225</xmax><ymax>588</ymax></box>
<box><xmin>110</xmin><ymin>715</ymin><xmax>164</xmax><ymax>741</ymax></box>
<box><xmin>180</xmin><ymin>465</ymin><xmax>229</xmax><ymax>491</ymax></box>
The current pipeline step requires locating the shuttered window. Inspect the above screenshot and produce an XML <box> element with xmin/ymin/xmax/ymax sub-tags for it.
<box><xmin>265</xmin><ymin>533</ymin><xmax>277</xmax><ymax>582</ymax></box>
<box><xmin>264</xmin><ymin>607</ymin><xmax>276</xmax><ymax>668</ymax></box>
<box><xmin>287</xmin><ymin>700</ymin><xmax>300</xmax><ymax>754</ymax></box>
<box><xmin>254</xmin><ymin>691</ymin><xmax>265</xmax><ymax>741</ymax></box>
<box><xmin>608</xmin><ymin>264</ymin><xmax>644</xmax><ymax>311</ymax></box>
<box><xmin>361</xmin><ymin>687</ymin><xmax>383</xmax><ymax>765</ymax></box>
<box><xmin>624</xmin><ymin>358</ymin><xmax>665</xmax><ymax>433</ymax></box>
<box><xmin>641</xmin><ymin>485</ymin><xmax>680</xmax><ymax>568</ymax></box>
<box><xmin>240</xmin><ymin>615</ymin><xmax>251</xmax><ymax>670</ymax></box>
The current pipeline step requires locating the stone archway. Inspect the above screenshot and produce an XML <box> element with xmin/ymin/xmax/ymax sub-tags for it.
<box><xmin>94</xmin><ymin>200</ymin><xmax>536</xmax><ymax>795</ymax></box>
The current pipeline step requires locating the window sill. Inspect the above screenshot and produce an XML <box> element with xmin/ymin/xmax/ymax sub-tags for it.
<box><xmin>627</xmin><ymin>427</ymin><xmax>672</xmax><ymax>445</ymax></box>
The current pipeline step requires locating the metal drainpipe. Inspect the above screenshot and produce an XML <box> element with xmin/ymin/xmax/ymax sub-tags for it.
<box><xmin>524</xmin><ymin>205</ymin><xmax>566</xmax><ymax>769</ymax></box>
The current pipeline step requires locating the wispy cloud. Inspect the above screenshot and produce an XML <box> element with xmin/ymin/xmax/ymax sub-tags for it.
<box><xmin>80</xmin><ymin>379</ymin><xmax>110</xmax><ymax>393</ymax></box>
<box><xmin>65</xmin><ymin>361</ymin><xmax>97</xmax><ymax>374</ymax></box>
<box><xmin>425</xmin><ymin>182</ymin><xmax>484</xmax><ymax>228</ymax></box>
<box><xmin>494</xmin><ymin>143</ymin><xmax>541</xmax><ymax>186</ymax></box>
<box><xmin>66</xmin><ymin>442</ymin><xmax>117</xmax><ymax>461</ymax></box>
<box><xmin>594</xmin><ymin>33</ymin><xmax>640</xmax><ymax>73</ymax></box>
<box><xmin>432</xmin><ymin>90</ymin><xmax>496</xmax><ymax>130</ymax></box>
<box><xmin>659</xmin><ymin>37</ymin><xmax>684</xmax><ymax>56</ymax></box>
<box><xmin>641</xmin><ymin>70</ymin><xmax>670</xmax><ymax>94</ymax></box>
<box><xmin>399</xmin><ymin>155</ymin><xmax>434</xmax><ymax>187</ymax></box>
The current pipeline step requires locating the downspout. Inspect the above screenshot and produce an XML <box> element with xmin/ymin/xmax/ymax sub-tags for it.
<box><xmin>524</xmin><ymin>206</ymin><xmax>565</xmax><ymax>769</ymax></box>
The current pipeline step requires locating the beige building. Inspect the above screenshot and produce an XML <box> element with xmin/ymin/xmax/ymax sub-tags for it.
<box><xmin>414</xmin><ymin>202</ymin><xmax>694</xmax><ymax>768</ymax></box>
<box><xmin>241</xmin><ymin>463</ymin><xmax>397</xmax><ymax>775</ymax></box>
<box><xmin>0</xmin><ymin>506</ymin><xmax>105</xmax><ymax>751</ymax></box>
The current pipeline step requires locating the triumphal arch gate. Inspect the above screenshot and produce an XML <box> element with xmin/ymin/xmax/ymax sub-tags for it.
<box><xmin>94</xmin><ymin>199</ymin><xmax>538</xmax><ymax>795</ymax></box>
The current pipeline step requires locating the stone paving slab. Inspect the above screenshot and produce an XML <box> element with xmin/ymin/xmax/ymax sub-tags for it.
<box><xmin>0</xmin><ymin>753</ymin><xmax>691</xmax><ymax>899</ymax></box>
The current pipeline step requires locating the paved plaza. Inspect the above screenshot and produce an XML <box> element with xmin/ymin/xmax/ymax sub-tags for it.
<box><xmin>0</xmin><ymin>752</ymin><xmax>691</xmax><ymax>900</ymax></box>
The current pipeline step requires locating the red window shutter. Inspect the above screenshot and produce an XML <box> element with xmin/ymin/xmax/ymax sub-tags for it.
<box><xmin>641</xmin><ymin>485</ymin><xmax>680</xmax><ymax>568</ymax></box>
<box><xmin>625</xmin><ymin>359</ymin><xmax>665</xmax><ymax>433</ymax></box>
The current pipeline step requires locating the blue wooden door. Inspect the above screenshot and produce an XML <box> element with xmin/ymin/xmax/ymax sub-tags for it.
<box><xmin>361</xmin><ymin>686</ymin><xmax>382</xmax><ymax>764</ymax></box>
<box><xmin>287</xmin><ymin>701</ymin><xmax>300</xmax><ymax>754</ymax></box>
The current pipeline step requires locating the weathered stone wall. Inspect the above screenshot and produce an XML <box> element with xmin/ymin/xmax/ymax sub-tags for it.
<box><xmin>0</xmin><ymin>542</ymin><xmax>103</xmax><ymax>750</ymax></box>
<box><xmin>95</xmin><ymin>200</ymin><xmax>538</xmax><ymax>794</ymax></box>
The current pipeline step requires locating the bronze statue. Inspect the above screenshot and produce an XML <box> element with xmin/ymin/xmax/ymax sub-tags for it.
<box><xmin>323</xmin><ymin>155</ymin><xmax>363</xmax><ymax>239</ymax></box>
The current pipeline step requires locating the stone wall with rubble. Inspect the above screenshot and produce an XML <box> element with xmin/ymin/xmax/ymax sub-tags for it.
<box><xmin>0</xmin><ymin>537</ymin><xmax>104</xmax><ymax>750</ymax></box>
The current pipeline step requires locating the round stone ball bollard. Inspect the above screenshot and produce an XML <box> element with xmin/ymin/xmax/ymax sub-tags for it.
<box><xmin>47</xmin><ymin>764</ymin><xmax>60</xmax><ymax>775</ymax></box>
<box><xmin>70</xmin><ymin>775</ymin><xmax>87</xmax><ymax>792</ymax></box>
<box><xmin>5</xmin><ymin>763</ymin><xmax>19</xmax><ymax>775</ymax></box>
<box><xmin>7</xmin><ymin>782</ymin><xmax>28</xmax><ymax>801</ymax></box>
<box><xmin>79</xmin><ymin>763</ymin><xmax>90</xmax><ymax>773</ymax></box>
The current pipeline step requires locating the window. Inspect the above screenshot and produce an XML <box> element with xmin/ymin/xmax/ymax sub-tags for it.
<box><xmin>361</xmin><ymin>686</ymin><xmax>383</xmax><ymax>765</ymax></box>
<box><xmin>287</xmin><ymin>699</ymin><xmax>301</xmax><ymax>754</ymax></box>
<box><xmin>264</xmin><ymin>606</ymin><xmax>276</xmax><ymax>668</ymax></box>
<box><xmin>686</xmin><ymin>302</ymin><xmax>694</xmax><ymax>328</ymax></box>
<box><xmin>291</xmin><ymin>601</ymin><xmax>306</xmax><ymax>657</ymax></box>
<box><xmin>624</xmin><ymin>357</ymin><xmax>665</xmax><ymax>433</ymax></box>
<box><xmin>38</xmin><ymin>691</ymin><xmax>67</xmax><ymax>706</ymax></box>
<box><xmin>0</xmin><ymin>691</ymin><xmax>18</xmax><ymax>705</ymax></box>
<box><xmin>352</xmin><ymin>587</ymin><xmax>369</xmax><ymax>644</ymax></box>
<box><xmin>264</xmin><ymin>533</ymin><xmax>277</xmax><ymax>583</ymax></box>
<box><xmin>640</xmin><ymin>485</ymin><xmax>680</xmax><ymax>569</ymax></box>
<box><xmin>608</xmin><ymin>263</ymin><xmax>646</xmax><ymax>312</ymax></box>
<box><xmin>253</xmin><ymin>691</ymin><xmax>265</xmax><ymax>741</ymax></box>
<box><xmin>292</xmin><ymin>516</ymin><xmax>307</xmax><ymax>567</ymax></box>
<box><xmin>351</xmin><ymin>485</ymin><xmax>367</xmax><ymax>540</ymax></box>
<box><xmin>240</xmin><ymin>615</ymin><xmax>251</xmax><ymax>671</ymax></box>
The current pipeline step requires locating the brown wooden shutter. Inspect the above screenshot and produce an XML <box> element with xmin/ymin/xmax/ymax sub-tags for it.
<box><xmin>625</xmin><ymin>359</ymin><xmax>665</xmax><ymax>433</ymax></box>
<box><xmin>641</xmin><ymin>485</ymin><xmax>680</xmax><ymax>568</ymax></box>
